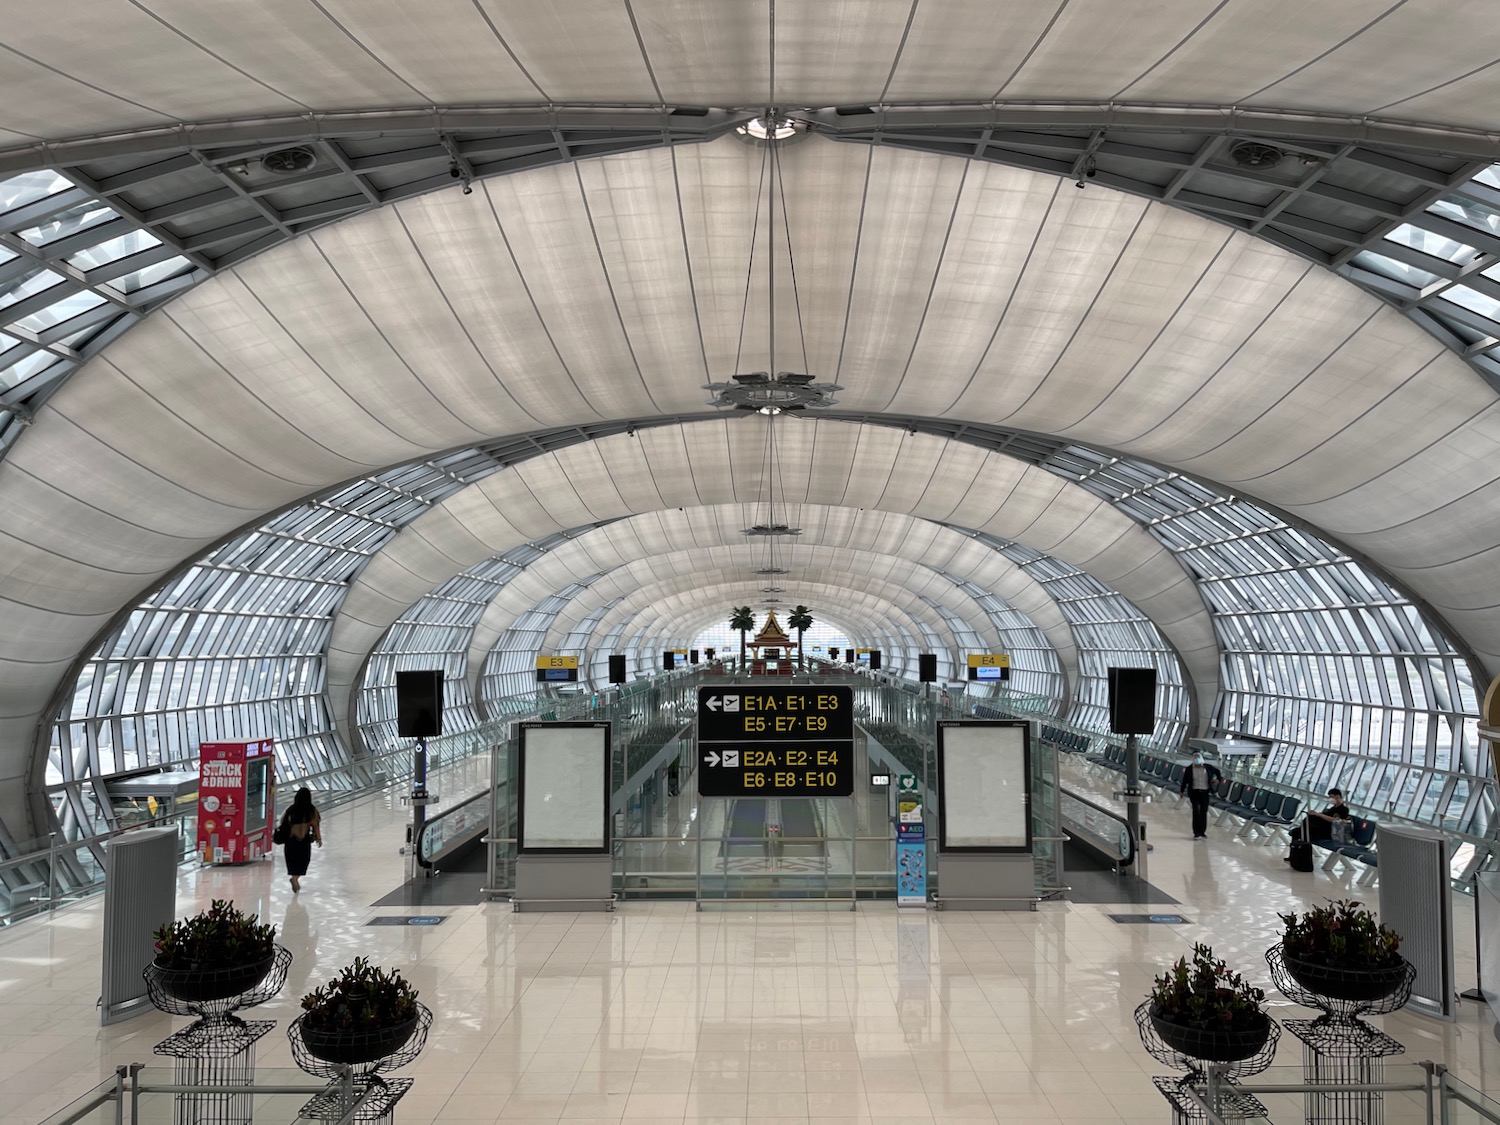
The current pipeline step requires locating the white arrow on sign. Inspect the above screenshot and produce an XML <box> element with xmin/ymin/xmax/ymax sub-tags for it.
<box><xmin>704</xmin><ymin>751</ymin><xmax>721</xmax><ymax>767</ymax></box>
<box><xmin>706</xmin><ymin>697</ymin><xmax>721</xmax><ymax>711</ymax></box>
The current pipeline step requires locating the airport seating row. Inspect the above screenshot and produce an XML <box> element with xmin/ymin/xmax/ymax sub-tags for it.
<box><xmin>1039</xmin><ymin>724</ymin><xmax>1091</xmax><ymax>754</ymax></box>
<box><xmin>1090</xmin><ymin>744</ymin><xmax>1185</xmax><ymax>801</ymax></box>
<box><xmin>1311</xmin><ymin>816</ymin><xmax>1380</xmax><ymax>884</ymax></box>
<box><xmin>1207</xmin><ymin>780</ymin><xmax>1302</xmax><ymax>843</ymax></box>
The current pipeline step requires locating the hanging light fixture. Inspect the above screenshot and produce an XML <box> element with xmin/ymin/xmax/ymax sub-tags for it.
<box><xmin>704</xmin><ymin>107</ymin><xmax>841</xmax><ymax>416</ymax></box>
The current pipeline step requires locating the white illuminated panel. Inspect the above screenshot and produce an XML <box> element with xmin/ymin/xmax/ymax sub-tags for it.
<box><xmin>519</xmin><ymin>723</ymin><xmax>609</xmax><ymax>853</ymax></box>
<box><xmin>938</xmin><ymin>721</ymin><xmax>1031</xmax><ymax>852</ymax></box>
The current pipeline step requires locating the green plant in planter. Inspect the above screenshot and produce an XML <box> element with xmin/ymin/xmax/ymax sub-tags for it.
<box><xmin>153</xmin><ymin>899</ymin><xmax>277</xmax><ymax>970</ymax></box>
<box><xmin>1279</xmin><ymin>899</ymin><xmax>1402</xmax><ymax>967</ymax></box>
<box><xmin>1150</xmin><ymin>942</ymin><xmax>1268</xmax><ymax>1031</ymax></box>
<box><xmin>300</xmin><ymin>957</ymin><xmax>419</xmax><ymax>1034</ymax></box>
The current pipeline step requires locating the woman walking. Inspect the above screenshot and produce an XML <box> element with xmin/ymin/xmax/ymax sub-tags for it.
<box><xmin>278</xmin><ymin>787</ymin><xmax>322</xmax><ymax>892</ymax></box>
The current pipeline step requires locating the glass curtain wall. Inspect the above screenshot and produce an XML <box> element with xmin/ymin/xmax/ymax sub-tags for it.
<box><xmin>44</xmin><ymin>446</ymin><xmax>540</xmax><ymax>839</ymax></box>
<box><xmin>953</xmin><ymin>528</ymin><xmax>1192</xmax><ymax>745</ymax></box>
<box><xmin>942</xmin><ymin>577</ymin><xmax>1066</xmax><ymax>707</ymax></box>
<box><xmin>476</xmin><ymin>590</ymin><xmax>596</xmax><ymax>714</ymax></box>
<box><xmin>1044</xmin><ymin>446</ymin><xmax>1485</xmax><ymax>833</ymax></box>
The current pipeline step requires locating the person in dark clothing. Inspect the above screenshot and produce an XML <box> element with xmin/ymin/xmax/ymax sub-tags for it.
<box><xmin>277</xmin><ymin>787</ymin><xmax>322</xmax><ymax>893</ymax></box>
<box><xmin>1179</xmin><ymin>753</ymin><xmax>1224</xmax><ymax>839</ymax></box>
<box><xmin>1300</xmin><ymin>787</ymin><xmax>1350</xmax><ymax>843</ymax></box>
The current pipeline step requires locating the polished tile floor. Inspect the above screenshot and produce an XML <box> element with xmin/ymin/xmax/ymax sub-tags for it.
<box><xmin>2</xmin><ymin>766</ymin><xmax>1495</xmax><ymax>1124</ymax></box>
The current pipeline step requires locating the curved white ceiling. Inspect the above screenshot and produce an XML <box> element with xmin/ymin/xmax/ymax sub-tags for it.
<box><xmin>553</xmin><ymin>570</ymin><xmax>971</xmax><ymax>658</ymax></box>
<box><xmin>472</xmin><ymin>549</ymin><xmax>1031</xmax><ymax>676</ymax></box>
<box><xmin>3</xmin><ymin>1</ymin><xmax>1499</xmax><ymax>147</ymax></box>
<box><xmin>458</xmin><ymin>506</ymin><xmax>1079</xmax><ymax>698</ymax></box>
<box><xmin>323</xmin><ymin>419</ymin><xmax>1213</xmax><ymax>739</ymax></box>
<box><xmin>539</xmin><ymin>533</ymin><xmax>1060</xmax><ymax>653</ymax></box>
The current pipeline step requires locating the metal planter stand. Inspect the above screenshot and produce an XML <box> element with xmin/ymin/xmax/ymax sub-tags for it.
<box><xmin>1135</xmin><ymin>1000</ymin><xmax>1280</xmax><ymax>1123</ymax></box>
<box><xmin>143</xmin><ymin>946</ymin><xmax>292</xmax><ymax>1125</ymax></box>
<box><xmin>1266</xmin><ymin>944</ymin><xmax>1416</xmax><ymax>1125</ymax></box>
<box><xmin>288</xmin><ymin>1002</ymin><xmax>432</xmax><ymax>1124</ymax></box>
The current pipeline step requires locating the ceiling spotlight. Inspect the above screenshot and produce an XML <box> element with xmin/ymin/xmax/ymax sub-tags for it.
<box><xmin>441</xmin><ymin>133</ymin><xmax>475</xmax><ymax>194</ymax></box>
<box><xmin>755</xmin><ymin>567</ymin><xmax>787</xmax><ymax>575</ymax></box>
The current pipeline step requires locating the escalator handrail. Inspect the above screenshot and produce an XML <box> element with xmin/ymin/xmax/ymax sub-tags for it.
<box><xmin>416</xmin><ymin>786</ymin><xmax>493</xmax><ymax>867</ymax></box>
<box><xmin>1059</xmin><ymin>786</ymin><xmax>1135</xmax><ymax>867</ymax></box>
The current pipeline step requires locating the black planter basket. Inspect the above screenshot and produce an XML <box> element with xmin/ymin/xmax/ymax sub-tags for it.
<box><xmin>290</xmin><ymin>1003</ymin><xmax>432</xmax><ymax>1078</ymax></box>
<box><xmin>1281</xmin><ymin>949</ymin><xmax>1410</xmax><ymax>1003</ymax></box>
<box><xmin>143</xmin><ymin>947</ymin><xmax>287</xmax><ymax>1016</ymax></box>
<box><xmin>1136</xmin><ymin>1001</ymin><xmax>1280</xmax><ymax>1080</ymax></box>
<box><xmin>1149</xmin><ymin>1007</ymin><xmax>1273</xmax><ymax>1063</ymax></box>
<box><xmin>1267</xmin><ymin>942</ymin><xmax>1415</xmax><ymax>1020</ymax></box>
<box><xmin>300</xmin><ymin>1015</ymin><xmax>419</xmax><ymax>1065</ymax></box>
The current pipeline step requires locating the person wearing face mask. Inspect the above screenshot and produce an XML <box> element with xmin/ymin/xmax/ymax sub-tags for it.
<box><xmin>1179</xmin><ymin>752</ymin><xmax>1223</xmax><ymax>840</ymax></box>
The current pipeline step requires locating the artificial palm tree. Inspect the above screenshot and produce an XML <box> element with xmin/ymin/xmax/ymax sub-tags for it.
<box><xmin>787</xmin><ymin>605</ymin><xmax>813</xmax><ymax>669</ymax></box>
<box><xmin>729</xmin><ymin>606</ymin><xmax>755</xmax><ymax>668</ymax></box>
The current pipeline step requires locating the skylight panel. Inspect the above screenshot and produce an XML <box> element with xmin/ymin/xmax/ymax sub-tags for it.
<box><xmin>0</xmin><ymin>170</ymin><xmax>72</xmax><ymax>214</ymax></box>
<box><xmin>1427</xmin><ymin>196</ymin><xmax>1500</xmax><ymax>242</ymax></box>
<box><xmin>0</xmin><ymin>265</ymin><xmax>65</xmax><ymax>315</ymax></box>
<box><xmin>68</xmin><ymin>229</ymin><xmax>162</xmax><ymax>271</ymax></box>
<box><xmin>1437</xmin><ymin>285</ymin><xmax>1500</xmax><ymax>324</ymax></box>
<box><xmin>0</xmin><ymin>347</ymin><xmax>61</xmax><ymax>391</ymax></box>
<box><xmin>18</xmin><ymin>201</ymin><xmax>118</xmax><ymax>246</ymax></box>
<box><xmin>107</xmin><ymin>255</ymin><xmax>193</xmax><ymax>294</ymax></box>
<box><xmin>13</xmin><ymin>289</ymin><xmax>106</xmax><ymax>333</ymax></box>
<box><xmin>1352</xmin><ymin>250</ymin><xmax>1441</xmax><ymax>290</ymax></box>
<box><xmin>1473</xmin><ymin>165</ymin><xmax>1500</xmax><ymax>191</ymax></box>
<box><xmin>1384</xmin><ymin>222</ymin><xmax>1477</xmax><ymax>265</ymax></box>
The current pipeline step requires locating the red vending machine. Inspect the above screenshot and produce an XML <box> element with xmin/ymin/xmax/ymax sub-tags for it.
<box><xmin>196</xmin><ymin>739</ymin><xmax>275</xmax><ymax>864</ymax></box>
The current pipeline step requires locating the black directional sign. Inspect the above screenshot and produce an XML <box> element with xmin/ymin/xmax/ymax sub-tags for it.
<box><xmin>696</xmin><ymin>685</ymin><xmax>855</xmax><ymax>798</ymax></box>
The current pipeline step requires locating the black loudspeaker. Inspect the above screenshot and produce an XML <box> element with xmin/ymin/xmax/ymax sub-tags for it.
<box><xmin>608</xmin><ymin>654</ymin><xmax>627</xmax><ymax>683</ymax></box>
<box><xmin>690</xmin><ymin>649</ymin><xmax>699</xmax><ymax>664</ymax></box>
<box><xmin>869</xmin><ymin>650</ymin><xmax>882</xmax><ymax>671</ymax></box>
<box><xmin>918</xmin><ymin>654</ymin><xmax>938</xmax><ymax>682</ymax></box>
<box><xmin>1108</xmin><ymin>667</ymin><xmax>1157</xmax><ymax>734</ymax></box>
<box><xmin>395</xmin><ymin>670</ymin><xmax>443</xmax><ymax>738</ymax></box>
<box><xmin>663</xmin><ymin>651</ymin><xmax>675</xmax><ymax>671</ymax></box>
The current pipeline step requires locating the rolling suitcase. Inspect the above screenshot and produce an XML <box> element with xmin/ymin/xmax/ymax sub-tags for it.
<box><xmin>1289</xmin><ymin>839</ymin><xmax>1314</xmax><ymax>872</ymax></box>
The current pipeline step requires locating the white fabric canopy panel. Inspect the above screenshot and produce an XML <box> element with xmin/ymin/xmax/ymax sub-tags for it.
<box><xmin>510</xmin><ymin>555</ymin><xmax>1003</xmax><ymax>658</ymax></box>
<box><xmin>4</xmin><ymin>1</ymin><xmax>1500</xmax><ymax>147</ymax></box>
<box><xmin>459</xmin><ymin>504</ymin><xmax>1078</xmax><ymax>692</ymax></box>
<box><xmin>325</xmin><ymin>419</ymin><xmax>1211</xmax><ymax>743</ymax></box>
<box><xmin>488</xmin><ymin>571</ymin><xmax>962</xmax><ymax>678</ymax></box>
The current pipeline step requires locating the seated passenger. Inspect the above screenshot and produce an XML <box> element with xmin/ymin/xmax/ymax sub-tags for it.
<box><xmin>1297</xmin><ymin>787</ymin><xmax>1351</xmax><ymax>843</ymax></box>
